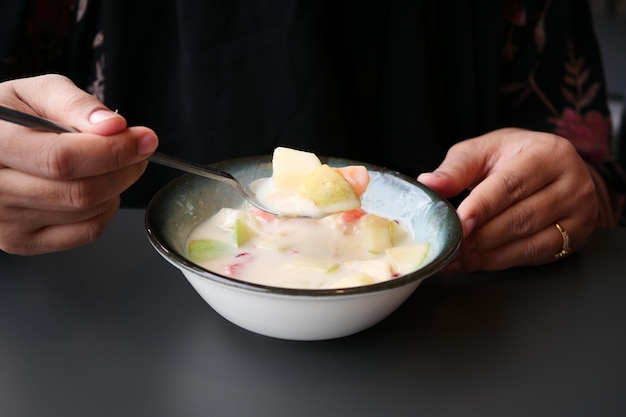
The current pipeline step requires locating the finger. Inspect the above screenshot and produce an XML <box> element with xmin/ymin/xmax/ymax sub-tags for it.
<box><xmin>417</xmin><ymin>142</ymin><xmax>487</xmax><ymax>198</ymax></box>
<box><xmin>446</xmin><ymin>221</ymin><xmax>576</xmax><ymax>272</ymax></box>
<box><xmin>461</xmin><ymin>180</ymin><xmax>564</xmax><ymax>254</ymax></box>
<box><xmin>0</xmin><ymin>198</ymin><xmax>120</xmax><ymax>255</ymax></box>
<box><xmin>0</xmin><ymin>161</ymin><xmax>148</xmax><ymax>212</ymax></box>
<box><xmin>464</xmin><ymin>176</ymin><xmax>596</xmax><ymax>256</ymax></box>
<box><xmin>0</xmin><ymin>124</ymin><xmax>157</xmax><ymax>179</ymax></box>
<box><xmin>453</xmin><ymin>140</ymin><xmax>569</xmax><ymax>237</ymax></box>
<box><xmin>1</xmin><ymin>74</ymin><xmax>127</xmax><ymax>135</ymax></box>
<box><xmin>420</xmin><ymin>152</ymin><xmax>559</xmax><ymax>239</ymax></box>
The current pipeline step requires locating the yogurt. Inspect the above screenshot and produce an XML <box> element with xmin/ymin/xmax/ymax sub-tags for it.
<box><xmin>186</xmin><ymin>206</ymin><xmax>430</xmax><ymax>289</ymax></box>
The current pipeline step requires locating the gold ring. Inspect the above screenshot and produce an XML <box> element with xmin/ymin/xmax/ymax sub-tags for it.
<box><xmin>554</xmin><ymin>223</ymin><xmax>570</xmax><ymax>259</ymax></box>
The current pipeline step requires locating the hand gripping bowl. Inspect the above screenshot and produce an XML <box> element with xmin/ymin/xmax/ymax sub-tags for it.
<box><xmin>145</xmin><ymin>156</ymin><xmax>462</xmax><ymax>341</ymax></box>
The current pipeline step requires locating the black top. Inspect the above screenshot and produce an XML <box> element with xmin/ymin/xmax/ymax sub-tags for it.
<box><xmin>1</xmin><ymin>0</ymin><xmax>623</xmax><ymax>206</ymax></box>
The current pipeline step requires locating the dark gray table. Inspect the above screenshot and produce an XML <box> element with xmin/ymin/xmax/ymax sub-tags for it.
<box><xmin>1</xmin><ymin>208</ymin><xmax>625</xmax><ymax>417</ymax></box>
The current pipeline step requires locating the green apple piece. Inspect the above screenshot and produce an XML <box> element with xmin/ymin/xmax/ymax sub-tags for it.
<box><xmin>302</xmin><ymin>164</ymin><xmax>361</xmax><ymax>214</ymax></box>
<box><xmin>188</xmin><ymin>239</ymin><xmax>231</xmax><ymax>263</ymax></box>
<box><xmin>329</xmin><ymin>274</ymin><xmax>378</xmax><ymax>289</ymax></box>
<box><xmin>271</xmin><ymin>147</ymin><xmax>322</xmax><ymax>190</ymax></box>
<box><xmin>284</xmin><ymin>256</ymin><xmax>339</xmax><ymax>273</ymax></box>
<box><xmin>362</xmin><ymin>213</ymin><xmax>393</xmax><ymax>253</ymax></box>
<box><xmin>390</xmin><ymin>220</ymin><xmax>409</xmax><ymax>245</ymax></box>
<box><xmin>342</xmin><ymin>259</ymin><xmax>392</xmax><ymax>281</ymax></box>
<box><xmin>233</xmin><ymin>218</ymin><xmax>256</xmax><ymax>247</ymax></box>
<box><xmin>385</xmin><ymin>243</ymin><xmax>430</xmax><ymax>275</ymax></box>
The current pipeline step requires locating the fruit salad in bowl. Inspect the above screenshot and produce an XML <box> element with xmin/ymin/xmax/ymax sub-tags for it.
<box><xmin>186</xmin><ymin>147</ymin><xmax>432</xmax><ymax>290</ymax></box>
<box><xmin>145</xmin><ymin>147</ymin><xmax>462</xmax><ymax>340</ymax></box>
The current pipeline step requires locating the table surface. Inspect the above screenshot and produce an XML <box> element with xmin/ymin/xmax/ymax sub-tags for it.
<box><xmin>1</xmin><ymin>208</ymin><xmax>625</xmax><ymax>417</ymax></box>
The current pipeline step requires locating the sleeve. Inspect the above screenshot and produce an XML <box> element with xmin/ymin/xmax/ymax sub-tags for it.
<box><xmin>499</xmin><ymin>0</ymin><xmax>626</xmax><ymax>202</ymax></box>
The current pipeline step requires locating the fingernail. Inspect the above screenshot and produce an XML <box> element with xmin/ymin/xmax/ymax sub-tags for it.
<box><xmin>417</xmin><ymin>171</ymin><xmax>441</xmax><ymax>182</ymax></box>
<box><xmin>463</xmin><ymin>217</ymin><xmax>476</xmax><ymax>237</ymax></box>
<box><xmin>139</xmin><ymin>133</ymin><xmax>158</xmax><ymax>155</ymax></box>
<box><xmin>89</xmin><ymin>109</ymin><xmax>119</xmax><ymax>125</ymax></box>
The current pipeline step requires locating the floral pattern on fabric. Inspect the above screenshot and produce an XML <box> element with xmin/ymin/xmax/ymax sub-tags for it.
<box><xmin>549</xmin><ymin>43</ymin><xmax>610</xmax><ymax>165</ymax></box>
<box><xmin>87</xmin><ymin>29</ymin><xmax>106</xmax><ymax>102</ymax></box>
<box><xmin>501</xmin><ymin>0</ymin><xmax>625</xmax><ymax>191</ymax></box>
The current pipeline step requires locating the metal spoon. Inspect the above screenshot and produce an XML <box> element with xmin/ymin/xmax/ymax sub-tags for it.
<box><xmin>0</xmin><ymin>105</ymin><xmax>278</xmax><ymax>215</ymax></box>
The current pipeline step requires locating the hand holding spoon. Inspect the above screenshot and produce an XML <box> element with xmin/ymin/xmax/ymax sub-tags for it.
<box><xmin>0</xmin><ymin>105</ymin><xmax>278</xmax><ymax>215</ymax></box>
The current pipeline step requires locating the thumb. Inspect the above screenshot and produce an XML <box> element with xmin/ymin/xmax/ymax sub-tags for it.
<box><xmin>13</xmin><ymin>74</ymin><xmax>127</xmax><ymax>136</ymax></box>
<box><xmin>417</xmin><ymin>140</ymin><xmax>487</xmax><ymax>199</ymax></box>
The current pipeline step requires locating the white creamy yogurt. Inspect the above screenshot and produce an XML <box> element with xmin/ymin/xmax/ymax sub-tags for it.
<box><xmin>186</xmin><ymin>206</ymin><xmax>428</xmax><ymax>289</ymax></box>
<box><xmin>249</xmin><ymin>177</ymin><xmax>325</xmax><ymax>218</ymax></box>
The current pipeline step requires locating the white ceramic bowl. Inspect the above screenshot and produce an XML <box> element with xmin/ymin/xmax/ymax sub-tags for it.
<box><xmin>146</xmin><ymin>156</ymin><xmax>462</xmax><ymax>340</ymax></box>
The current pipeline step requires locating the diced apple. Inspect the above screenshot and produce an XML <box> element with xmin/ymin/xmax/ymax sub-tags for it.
<box><xmin>385</xmin><ymin>243</ymin><xmax>430</xmax><ymax>275</ymax></box>
<box><xmin>328</xmin><ymin>274</ymin><xmax>378</xmax><ymax>289</ymax></box>
<box><xmin>390</xmin><ymin>220</ymin><xmax>409</xmax><ymax>244</ymax></box>
<box><xmin>342</xmin><ymin>259</ymin><xmax>392</xmax><ymax>281</ymax></box>
<box><xmin>233</xmin><ymin>218</ymin><xmax>256</xmax><ymax>247</ymax></box>
<box><xmin>214</xmin><ymin>207</ymin><xmax>248</xmax><ymax>231</ymax></box>
<box><xmin>337</xmin><ymin>208</ymin><xmax>368</xmax><ymax>225</ymax></box>
<box><xmin>362</xmin><ymin>214</ymin><xmax>392</xmax><ymax>253</ymax></box>
<box><xmin>254</xmin><ymin>237</ymin><xmax>288</xmax><ymax>251</ymax></box>
<box><xmin>188</xmin><ymin>239</ymin><xmax>231</xmax><ymax>263</ymax></box>
<box><xmin>284</xmin><ymin>255</ymin><xmax>339</xmax><ymax>273</ymax></box>
<box><xmin>271</xmin><ymin>147</ymin><xmax>322</xmax><ymax>190</ymax></box>
<box><xmin>302</xmin><ymin>164</ymin><xmax>361</xmax><ymax>214</ymax></box>
<box><xmin>333</xmin><ymin>165</ymin><xmax>370</xmax><ymax>197</ymax></box>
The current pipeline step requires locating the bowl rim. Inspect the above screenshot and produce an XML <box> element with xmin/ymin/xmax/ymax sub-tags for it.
<box><xmin>145</xmin><ymin>155</ymin><xmax>462</xmax><ymax>297</ymax></box>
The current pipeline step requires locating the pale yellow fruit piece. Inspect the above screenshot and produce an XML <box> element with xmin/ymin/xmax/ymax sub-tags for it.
<box><xmin>302</xmin><ymin>164</ymin><xmax>361</xmax><ymax>214</ymax></box>
<box><xmin>271</xmin><ymin>147</ymin><xmax>322</xmax><ymax>190</ymax></box>
<box><xmin>362</xmin><ymin>213</ymin><xmax>393</xmax><ymax>253</ymax></box>
<box><xmin>385</xmin><ymin>243</ymin><xmax>430</xmax><ymax>275</ymax></box>
<box><xmin>213</xmin><ymin>208</ymin><xmax>243</xmax><ymax>230</ymax></box>
<box><xmin>284</xmin><ymin>255</ymin><xmax>339</xmax><ymax>273</ymax></box>
<box><xmin>254</xmin><ymin>238</ymin><xmax>288</xmax><ymax>251</ymax></box>
<box><xmin>390</xmin><ymin>220</ymin><xmax>409</xmax><ymax>245</ymax></box>
<box><xmin>342</xmin><ymin>259</ymin><xmax>392</xmax><ymax>281</ymax></box>
<box><xmin>214</xmin><ymin>208</ymin><xmax>253</xmax><ymax>231</ymax></box>
<box><xmin>188</xmin><ymin>239</ymin><xmax>231</xmax><ymax>263</ymax></box>
<box><xmin>328</xmin><ymin>274</ymin><xmax>378</xmax><ymax>289</ymax></box>
<box><xmin>233</xmin><ymin>218</ymin><xmax>257</xmax><ymax>247</ymax></box>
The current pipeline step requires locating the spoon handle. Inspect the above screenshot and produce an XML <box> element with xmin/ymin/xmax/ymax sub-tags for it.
<box><xmin>0</xmin><ymin>105</ymin><xmax>78</xmax><ymax>133</ymax></box>
<box><xmin>147</xmin><ymin>152</ymin><xmax>238</xmax><ymax>186</ymax></box>
<box><xmin>0</xmin><ymin>105</ymin><xmax>269</xmax><ymax>211</ymax></box>
<box><xmin>0</xmin><ymin>105</ymin><xmax>237</xmax><ymax>182</ymax></box>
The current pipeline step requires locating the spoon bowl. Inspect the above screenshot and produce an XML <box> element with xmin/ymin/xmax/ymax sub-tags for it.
<box><xmin>0</xmin><ymin>105</ymin><xmax>278</xmax><ymax>215</ymax></box>
<box><xmin>146</xmin><ymin>152</ymin><xmax>277</xmax><ymax>215</ymax></box>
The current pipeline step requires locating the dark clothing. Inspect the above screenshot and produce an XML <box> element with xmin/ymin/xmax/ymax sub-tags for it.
<box><xmin>1</xmin><ymin>0</ymin><xmax>623</xmax><ymax>207</ymax></box>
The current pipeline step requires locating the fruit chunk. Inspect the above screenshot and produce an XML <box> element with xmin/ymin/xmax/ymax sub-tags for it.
<box><xmin>385</xmin><ymin>243</ymin><xmax>430</xmax><ymax>275</ymax></box>
<box><xmin>214</xmin><ymin>208</ymin><xmax>249</xmax><ymax>230</ymax></box>
<box><xmin>328</xmin><ymin>274</ymin><xmax>378</xmax><ymax>289</ymax></box>
<box><xmin>254</xmin><ymin>238</ymin><xmax>288</xmax><ymax>251</ymax></box>
<box><xmin>284</xmin><ymin>255</ymin><xmax>340</xmax><ymax>273</ymax></box>
<box><xmin>188</xmin><ymin>239</ymin><xmax>231</xmax><ymax>262</ymax></box>
<box><xmin>333</xmin><ymin>165</ymin><xmax>370</xmax><ymax>197</ymax></box>
<box><xmin>342</xmin><ymin>259</ymin><xmax>392</xmax><ymax>281</ymax></box>
<box><xmin>302</xmin><ymin>164</ymin><xmax>361</xmax><ymax>214</ymax></box>
<box><xmin>337</xmin><ymin>208</ymin><xmax>368</xmax><ymax>225</ymax></box>
<box><xmin>234</xmin><ymin>218</ymin><xmax>256</xmax><ymax>247</ymax></box>
<box><xmin>362</xmin><ymin>214</ymin><xmax>393</xmax><ymax>253</ymax></box>
<box><xmin>390</xmin><ymin>220</ymin><xmax>408</xmax><ymax>244</ymax></box>
<box><xmin>271</xmin><ymin>147</ymin><xmax>322</xmax><ymax>190</ymax></box>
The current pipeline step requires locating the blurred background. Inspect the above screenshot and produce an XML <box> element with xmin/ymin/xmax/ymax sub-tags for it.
<box><xmin>590</xmin><ymin>0</ymin><xmax>626</xmax><ymax>224</ymax></box>
<box><xmin>590</xmin><ymin>0</ymin><xmax>625</xmax><ymax>158</ymax></box>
